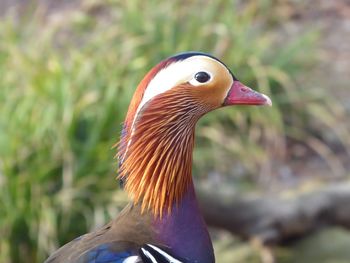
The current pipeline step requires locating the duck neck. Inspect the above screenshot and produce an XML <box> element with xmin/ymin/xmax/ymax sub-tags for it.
<box><xmin>119</xmin><ymin>87</ymin><xmax>206</xmax><ymax>217</ymax></box>
<box><xmin>119</xmin><ymin>87</ymin><xmax>215</xmax><ymax>261</ymax></box>
<box><xmin>153</xmin><ymin>182</ymin><xmax>214</xmax><ymax>262</ymax></box>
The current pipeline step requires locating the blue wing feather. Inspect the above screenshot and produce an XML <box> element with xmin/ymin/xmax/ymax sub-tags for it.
<box><xmin>85</xmin><ymin>244</ymin><xmax>137</xmax><ymax>263</ymax></box>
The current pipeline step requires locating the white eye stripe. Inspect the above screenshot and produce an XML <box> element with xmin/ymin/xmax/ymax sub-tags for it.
<box><xmin>121</xmin><ymin>55</ymin><xmax>220</xmax><ymax>162</ymax></box>
<box><xmin>140</xmin><ymin>56</ymin><xmax>218</xmax><ymax>112</ymax></box>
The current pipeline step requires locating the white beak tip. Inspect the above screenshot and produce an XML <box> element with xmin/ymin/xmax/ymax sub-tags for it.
<box><xmin>262</xmin><ymin>94</ymin><xmax>272</xmax><ymax>106</ymax></box>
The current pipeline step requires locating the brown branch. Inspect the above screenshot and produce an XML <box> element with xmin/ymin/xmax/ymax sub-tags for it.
<box><xmin>198</xmin><ymin>183</ymin><xmax>350</xmax><ymax>244</ymax></box>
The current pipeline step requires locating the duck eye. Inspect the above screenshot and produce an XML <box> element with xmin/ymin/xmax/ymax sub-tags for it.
<box><xmin>194</xmin><ymin>72</ymin><xmax>211</xmax><ymax>83</ymax></box>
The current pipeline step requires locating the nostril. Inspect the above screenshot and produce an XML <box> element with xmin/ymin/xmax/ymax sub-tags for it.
<box><xmin>240</xmin><ymin>87</ymin><xmax>248</xmax><ymax>92</ymax></box>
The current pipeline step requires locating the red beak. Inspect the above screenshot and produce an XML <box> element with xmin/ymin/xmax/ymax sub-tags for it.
<box><xmin>223</xmin><ymin>81</ymin><xmax>272</xmax><ymax>106</ymax></box>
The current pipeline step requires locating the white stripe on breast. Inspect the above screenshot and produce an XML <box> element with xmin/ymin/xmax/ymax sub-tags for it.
<box><xmin>147</xmin><ymin>244</ymin><xmax>183</xmax><ymax>263</ymax></box>
<box><xmin>122</xmin><ymin>255</ymin><xmax>141</xmax><ymax>263</ymax></box>
<box><xmin>140</xmin><ymin>248</ymin><xmax>158</xmax><ymax>263</ymax></box>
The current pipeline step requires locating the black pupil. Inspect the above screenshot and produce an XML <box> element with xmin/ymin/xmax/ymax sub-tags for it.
<box><xmin>194</xmin><ymin>72</ymin><xmax>210</xmax><ymax>83</ymax></box>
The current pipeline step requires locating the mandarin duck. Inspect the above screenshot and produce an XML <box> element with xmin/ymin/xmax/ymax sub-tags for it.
<box><xmin>45</xmin><ymin>52</ymin><xmax>272</xmax><ymax>263</ymax></box>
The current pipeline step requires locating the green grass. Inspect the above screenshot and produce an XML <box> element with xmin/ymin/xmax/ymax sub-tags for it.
<box><xmin>0</xmin><ymin>1</ymin><xmax>349</xmax><ymax>262</ymax></box>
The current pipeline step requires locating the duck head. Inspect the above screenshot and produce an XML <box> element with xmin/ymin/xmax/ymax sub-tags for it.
<box><xmin>118</xmin><ymin>52</ymin><xmax>271</xmax><ymax>217</ymax></box>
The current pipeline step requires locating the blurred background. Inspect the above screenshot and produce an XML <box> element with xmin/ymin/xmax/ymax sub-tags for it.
<box><xmin>0</xmin><ymin>0</ymin><xmax>349</xmax><ymax>262</ymax></box>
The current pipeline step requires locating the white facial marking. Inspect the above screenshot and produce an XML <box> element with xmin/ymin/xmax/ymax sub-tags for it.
<box><xmin>140</xmin><ymin>56</ymin><xmax>218</xmax><ymax>111</ymax></box>
<box><xmin>121</xmin><ymin>55</ymin><xmax>229</xmax><ymax>162</ymax></box>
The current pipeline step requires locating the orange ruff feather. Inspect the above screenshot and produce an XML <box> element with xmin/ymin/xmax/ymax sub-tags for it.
<box><xmin>118</xmin><ymin>85</ymin><xmax>208</xmax><ymax>217</ymax></box>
